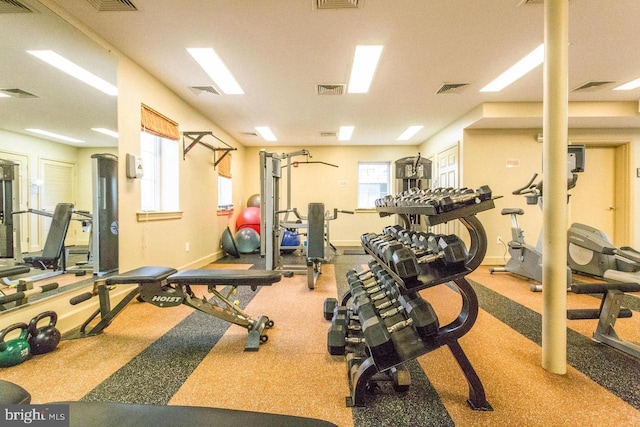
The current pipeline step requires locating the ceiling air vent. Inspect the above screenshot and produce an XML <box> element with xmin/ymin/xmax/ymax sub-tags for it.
<box><xmin>86</xmin><ymin>0</ymin><xmax>138</xmax><ymax>11</ymax></box>
<box><xmin>241</xmin><ymin>132</ymin><xmax>258</xmax><ymax>137</ymax></box>
<box><xmin>571</xmin><ymin>81</ymin><xmax>615</xmax><ymax>92</ymax></box>
<box><xmin>435</xmin><ymin>83</ymin><xmax>470</xmax><ymax>94</ymax></box>
<box><xmin>0</xmin><ymin>88</ymin><xmax>39</xmax><ymax>98</ymax></box>
<box><xmin>320</xmin><ymin>131</ymin><xmax>338</xmax><ymax>137</ymax></box>
<box><xmin>317</xmin><ymin>84</ymin><xmax>345</xmax><ymax>95</ymax></box>
<box><xmin>315</xmin><ymin>0</ymin><xmax>361</xmax><ymax>9</ymax></box>
<box><xmin>0</xmin><ymin>0</ymin><xmax>32</xmax><ymax>13</ymax></box>
<box><xmin>188</xmin><ymin>85</ymin><xmax>220</xmax><ymax>96</ymax></box>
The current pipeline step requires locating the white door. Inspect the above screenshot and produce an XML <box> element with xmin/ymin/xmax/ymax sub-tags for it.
<box><xmin>434</xmin><ymin>145</ymin><xmax>459</xmax><ymax>235</ymax></box>
<box><xmin>40</xmin><ymin>159</ymin><xmax>77</xmax><ymax>248</ymax></box>
<box><xmin>569</xmin><ymin>146</ymin><xmax>617</xmax><ymax>243</ymax></box>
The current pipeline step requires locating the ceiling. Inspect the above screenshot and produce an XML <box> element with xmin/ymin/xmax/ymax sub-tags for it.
<box><xmin>4</xmin><ymin>0</ymin><xmax>640</xmax><ymax>148</ymax></box>
<box><xmin>0</xmin><ymin>0</ymin><xmax>118</xmax><ymax>147</ymax></box>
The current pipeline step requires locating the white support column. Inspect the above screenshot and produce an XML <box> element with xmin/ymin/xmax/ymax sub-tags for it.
<box><xmin>542</xmin><ymin>0</ymin><xmax>569</xmax><ymax>374</ymax></box>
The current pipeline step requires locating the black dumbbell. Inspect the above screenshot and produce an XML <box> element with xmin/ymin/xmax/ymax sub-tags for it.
<box><xmin>346</xmin><ymin>264</ymin><xmax>385</xmax><ymax>284</ymax></box>
<box><xmin>323</xmin><ymin>298</ymin><xmax>338</xmax><ymax>321</ymax></box>
<box><xmin>351</xmin><ymin>277</ymin><xmax>394</xmax><ymax>300</ymax></box>
<box><xmin>327</xmin><ymin>323</ymin><xmax>365</xmax><ymax>355</ymax></box>
<box><xmin>345</xmin><ymin>260</ymin><xmax>381</xmax><ymax>279</ymax></box>
<box><xmin>398</xmin><ymin>293</ymin><xmax>439</xmax><ymax>339</ymax></box>
<box><xmin>438</xmin><ymin>185</ymin><xmax>492</xmax><ymax>212</ymax></box>
<box><xmin>358</xmin><ymin>303</ymin><xmax>418</xmax><ymax>361</ymax></box>
<box><xmin>390</xmin><ymin>235</ymin><xmax>468</xmax><ymax>282</ymax></box>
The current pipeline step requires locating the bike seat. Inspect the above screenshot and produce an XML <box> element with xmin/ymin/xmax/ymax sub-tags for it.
<box><xmin>501</xmin><ymin>208</ymin><xmax>524</xmax><ymax>216</ymax></box>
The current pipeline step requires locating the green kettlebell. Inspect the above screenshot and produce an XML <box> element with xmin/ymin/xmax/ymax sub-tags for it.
<box><xmin>28</xmin><ymin>311</ymin><xmax>61</xmax><ymax>355</ymax></box>
<box><xmin>0</xmin><ymin>323</ymin><xmax>30</xmax><ymax>367</ymax></box>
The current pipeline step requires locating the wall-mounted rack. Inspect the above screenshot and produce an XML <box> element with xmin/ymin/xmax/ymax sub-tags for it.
<box><xmin>182</xmin><ymin>131</ymin><xmax>237</xmax><ymax>167</ymax></box>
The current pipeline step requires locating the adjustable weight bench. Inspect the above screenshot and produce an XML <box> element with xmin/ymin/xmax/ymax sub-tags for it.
<box><xmin>66</xmin><ymin>266</ymin><xmax>281</xmax><ymax>351</ymax></box>
<box><xmin>23</xmin><ymin>203</ymin><xmax>74</xmax><ymax>272</ymax></box>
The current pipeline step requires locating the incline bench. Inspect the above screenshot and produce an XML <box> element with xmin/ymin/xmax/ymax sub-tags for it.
<box><xmin>66</xmin><ymin>267</ymin><xmax>281</xmax><ymax>351</ymax></box>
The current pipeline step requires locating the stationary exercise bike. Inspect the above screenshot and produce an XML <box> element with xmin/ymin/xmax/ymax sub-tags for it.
<box><xmin>490</xmin><ymin>145</ymin><xmax>584</xmax><ymax>291</ymax></box>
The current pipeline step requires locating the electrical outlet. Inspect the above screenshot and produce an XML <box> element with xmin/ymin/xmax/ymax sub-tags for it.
<box><xmin>185</xmin><ymin>242</ymin><xmax>190</xmax><ymax>252</ymax></box>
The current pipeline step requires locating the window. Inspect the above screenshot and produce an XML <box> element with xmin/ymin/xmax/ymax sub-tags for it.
<box><xmin>217</xmin><ymin>153</ymin><xmax>233</xmax><ymax>212</ymax></box>
<box><xmin>140</xmin><ymin>132</ymin><xmax>179</xmax><ymax>211</ymax></box>
<box><xmin>139</xmin><ymin>104</ymin><xmax>180</xmax><ymax>212</ymax></box>
<box><xmin>357</xmin><ymin>162</ymin><xmax>391</xmax><ymax>209</ymax></box>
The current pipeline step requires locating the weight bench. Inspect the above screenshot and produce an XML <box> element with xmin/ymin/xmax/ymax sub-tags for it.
<box><xmin>67</xmin><ymin>266</ymin><xmax>281</xmax><ymax>351</ymax></box>
<box><xmin>23</xmin><ymin>203</ymin><xmax>74</xmax><ymax>272</ymax></box>
<box><xmin>568</xmin><ymin>282</ymin><xmax>640</xmax><ymax>359</ymax></box>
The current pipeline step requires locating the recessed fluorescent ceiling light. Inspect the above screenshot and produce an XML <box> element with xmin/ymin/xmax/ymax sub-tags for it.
<box><xmin>338</xmin><ymin>126</ymin><xmax>354</xmax><ymax>141</ymax></box>
<box><xmin>480</xmin><ymin>43</ymin><xmax>545</xmax><ymax>92</ymax></box>
<box><xmin>92</xmin><ymin>127</ymin><xmax>119</xmax><ymax>138</ymax></box>
<box><xmin>27</xmin><ymin>50</ymin><xmax>118</xmax><ymax>96</ymax></box>
<box><xmin>26</xmin><ymin>128</ymin><xmax>84</xmax><ymax>143</ymax></box>
<box><xmin>255</xmin><ymin>126</ymin><xmax>277</xmax><ymax>141</ymax></box>
<box><xmin>186</xmin><ymin>48</ymin><xmax>244</xmax><ymax>95</ymax></box>
<box><xmin>397</xmin><ymin>125</ymin><xmax>423</xmax><ymax>141</ymax></box>
<box><xmin>613</xmin><ymin>77</ymin><xmax>640</xmax><ymax>91</ymax></box>
<box><xmin>347</xmin><ymin>45</ymin><xmax>383</xmax><ymax>94</ymax></box>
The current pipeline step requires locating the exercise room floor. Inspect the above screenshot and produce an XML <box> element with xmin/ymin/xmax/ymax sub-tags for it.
<box><xmin>2</xmin><ymin>251</ymin><xmax>639</xmax><ymax>427</ymax></box>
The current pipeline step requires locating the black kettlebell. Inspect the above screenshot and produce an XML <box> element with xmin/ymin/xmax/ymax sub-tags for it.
<box><xmin>28</xmin><ymin>311</ymin><xmax>61</xmax><ymax>355</ymax></box>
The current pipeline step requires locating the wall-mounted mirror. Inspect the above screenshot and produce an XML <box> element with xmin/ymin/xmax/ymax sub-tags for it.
<box><xmin>0</xmin><ymin>0</ymin><xmax>118</xmax><ymax>313</ymax></box>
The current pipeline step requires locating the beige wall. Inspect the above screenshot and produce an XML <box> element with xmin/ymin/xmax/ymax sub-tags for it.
<box><xmin>243</xmin><ymin>145</ymin><xmax>420</xmax><ymax>245</ymax></box>
<box><xmin>425</xmin><ymin>127</ymin><xmax>640</xmax><ymax>265</ymax></box>
<box><xmin>116</xmin><ymin>55</ymin><xmax>245</xmax><ymax>271</ymax></box>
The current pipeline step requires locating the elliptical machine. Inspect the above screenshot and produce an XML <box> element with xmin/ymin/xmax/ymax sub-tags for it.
<box><xmin>568</xmin><ymin>223</ymin><xmax>640</xmax><ymax>284</ymax></box>
<box><xmin>490</xmin><ymin>145</ymin><xmax>584</xmax><ymax>291</ymax></box>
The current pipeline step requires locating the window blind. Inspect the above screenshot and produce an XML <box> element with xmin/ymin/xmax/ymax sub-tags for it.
<box><xmin>141</xmin><ymin>104</ymin><xmax>179</xmax><ymax>140</ymax></box>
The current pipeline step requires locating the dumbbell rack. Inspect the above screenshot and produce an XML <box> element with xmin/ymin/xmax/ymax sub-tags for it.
<box><xmin>337</xmin><ymin>197</ymin><xmax>495</xmax><ymax>409</ymax></box>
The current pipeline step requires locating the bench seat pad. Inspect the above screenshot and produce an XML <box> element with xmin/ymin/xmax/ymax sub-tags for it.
<box><xmin>0</xmin><ymin>380</ymin><xmax>31</xmax><ymax>404</ymax></box>
<box><xmin>105</xmin><ymin>266</ymin><xmax>178</xmax><ymax>285</ymax></box>
<box><xmin>168</xmin><ymin>269</ymin><xmax>281</xmax><ymax>286</ymax></box>
<box><xmin>56</xmin><ymin>402</ymin><xmax>337</xmax><ymax>427</ymax></box>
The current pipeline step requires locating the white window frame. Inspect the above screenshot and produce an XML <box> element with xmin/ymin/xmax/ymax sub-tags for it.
<box><xmin>140</xmin><ymin>131</ymin><xmax>179</xmax><ymax>212</ymax></box>
<box><xmin>357</xmin><ymin>161</ymin><xmax>391</xmax><ymax>209</ymax></box>
<box><xmin>218</xmin><ymin>175</ymin><xmax>233</xmax><ymax>211</ymax></box>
